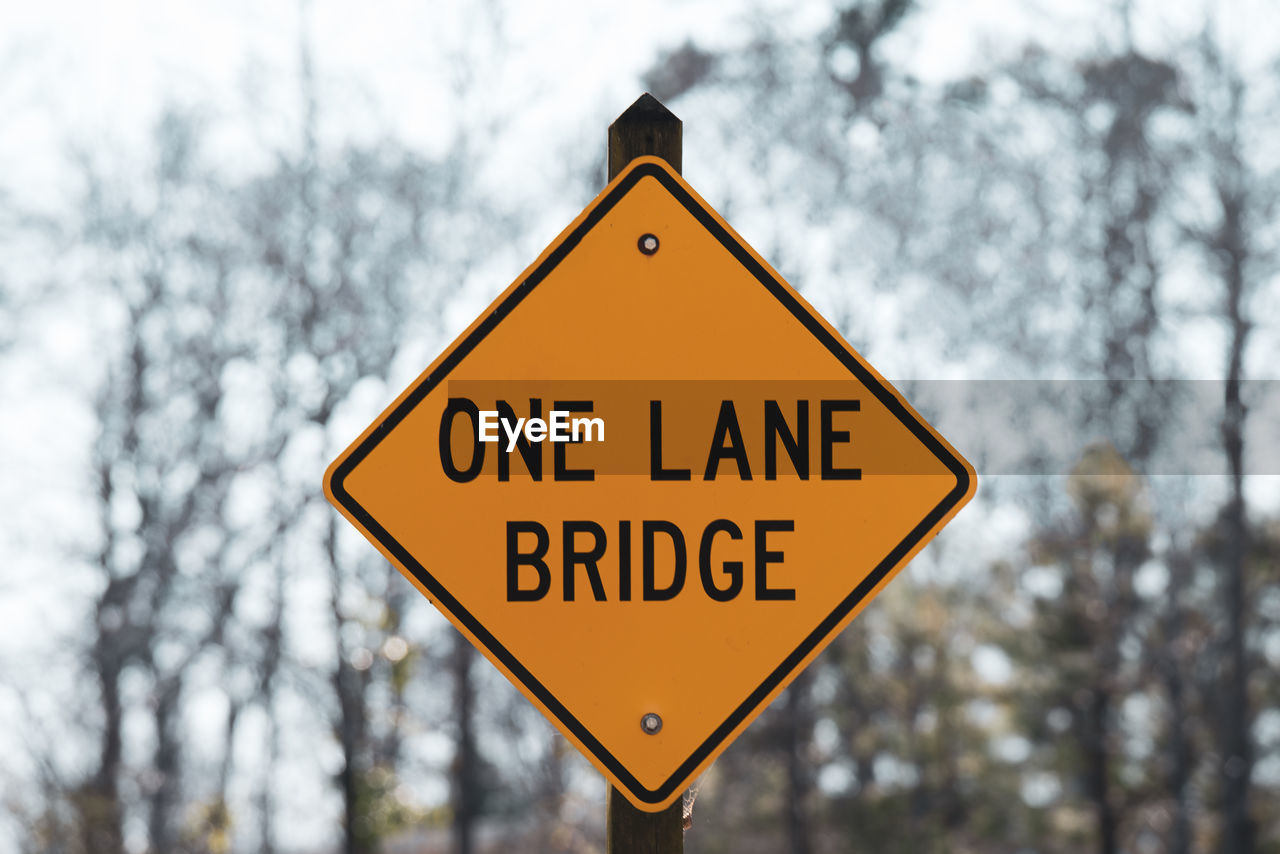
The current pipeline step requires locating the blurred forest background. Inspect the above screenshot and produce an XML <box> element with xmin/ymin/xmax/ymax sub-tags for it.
<box><xmin>1</xmin><ymin>0</ymin><xmax>1279</xmax><ymax>852</ymax></box>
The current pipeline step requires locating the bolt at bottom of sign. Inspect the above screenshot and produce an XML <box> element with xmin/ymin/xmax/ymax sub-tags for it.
<box><xmin>641</xmin><ymin>713</ymin><xmax>663</xmax><ymax>734</ymax></box>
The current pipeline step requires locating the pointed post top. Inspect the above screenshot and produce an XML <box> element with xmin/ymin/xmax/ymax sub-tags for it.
<box><xmin>611</xmin><ymin>92</ymin><xmax>679</xmax><ymax>127</ymax></box>
<box><xmin>607</xmin><ymin>93</ymin><xmax>682</xmax><ymax>180</ymax></box>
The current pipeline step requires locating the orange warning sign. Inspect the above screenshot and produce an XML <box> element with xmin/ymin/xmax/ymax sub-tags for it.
<box><xmin>325</xmin><ymin>156</ymin><xmax>975</xmax><ymax>811</ymax></box>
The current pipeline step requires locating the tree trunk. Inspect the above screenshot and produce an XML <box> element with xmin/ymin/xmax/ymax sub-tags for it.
<box><xmin>783</xmin><ymin>670</ymin><xmax>814</xmax><ymax>854</ymax></box>
<box><xmin>259</xmin><ymin>692</ymin><xmax>280</xmax><ymax>854</ymax></box>
<box><xmin>329</xmin><ymin>520</ymin><xmax>369</xmax><ymax>854</ymax></box>
<box><xmin>1218</xmin><ymin>170</ymin><xmax>1253</xmax><ymax>854</ymax></box>
<box><xmin>84</xmin><ymin>653</ymin><xmax>126</xmax><ymax>854</ymax></box>
<box><xmin>336</xmin><ymin>669</ymin><xmax>364</xmax><ymax>854</ymax></box>
<box><xmin>1086</xmin><ymin>686</ymin><xmax>1117</xmax><ymax>854</ymax></box>
<box><xmin>258</xmin><ymin>561</ymin><xmax>285</xmax><ymax>854</ymax></box>
<box><xmin>453</xmin><ymin>638</ymin><xmax>479</xmax><ymax>854</ymax></box>
<box><xmin>1164</xmin><ymin>551</ymin><xmax>1193</xmax><ymax>854</ymax></box>
<box><xmin>148</xmin><ymin>677</ymin><xmax>183</xmax><ymax>853</ymax></box>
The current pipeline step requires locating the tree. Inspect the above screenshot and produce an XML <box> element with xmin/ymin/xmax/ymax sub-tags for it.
<box><xmin>60</xmin><ymin>106</ymin><xmax>270</xmax><ymax>854</ymax></box>
<box><xmin>1183</xmin><ymin>28</ymin><xmax>1273</xmax><ymax>852</ymax></box>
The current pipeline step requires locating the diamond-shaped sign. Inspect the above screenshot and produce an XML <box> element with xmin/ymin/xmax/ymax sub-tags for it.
<box><xmin>325</xmin><ymin>157</ymin><xmax>975</xmax><ymax>811</ymax></box>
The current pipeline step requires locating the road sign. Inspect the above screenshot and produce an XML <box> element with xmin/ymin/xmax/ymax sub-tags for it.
<box><xmin>324</xmin><ymin>155</ymin><xmax>975</xmax><ymax>812</ymax></box>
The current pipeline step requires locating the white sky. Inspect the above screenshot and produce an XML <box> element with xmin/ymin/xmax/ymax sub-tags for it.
<box><xmin>0</xmin><ymin>0</ymin><xmax>1075</xmax><ymax>204</ymax></box>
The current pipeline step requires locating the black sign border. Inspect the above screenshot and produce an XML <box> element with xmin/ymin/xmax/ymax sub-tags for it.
<box><xmin>327</xmin><ymin>160</ymin><xmax>973</xmax><ymax>806</ymax></box>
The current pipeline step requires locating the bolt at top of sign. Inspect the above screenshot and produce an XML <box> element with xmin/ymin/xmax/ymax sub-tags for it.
<box><xmin>325</xmin><ymin>143</ymin><xmax>975</xmax><ymax>812</ymax></box>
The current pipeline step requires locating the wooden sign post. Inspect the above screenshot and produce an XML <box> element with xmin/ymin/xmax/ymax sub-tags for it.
<box><xmin>605</xmin><ymin>93</ymin><xmax>687</xmax><ymax>854</ymax></box>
